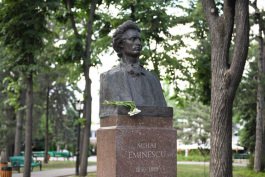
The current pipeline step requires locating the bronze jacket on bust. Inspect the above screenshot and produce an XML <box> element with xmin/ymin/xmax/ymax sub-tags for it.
<box><xmin>100</xmin><ymin>62</ymin><xmax>167</xmax><ymax>118</ymax></box>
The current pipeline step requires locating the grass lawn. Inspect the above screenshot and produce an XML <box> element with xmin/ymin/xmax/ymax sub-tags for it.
<box><xmin>16</xmin><ymin>160</ymin><xmax>265</xmax><ymax>177</ymax></box>
<box><xmin>83</xmin><ymin>165</ymin><xmax>265</xmax><ymax>177</ymax></box>
<box><xmin>41</xmin><ymin>160</ymin><xmax>96</xmax><ymax>170</ymax></box>
<box><xmin>233</xmin><ymin>167</ymin><xmax>265</xmax><ymax>177</ymax></box>
<box><xmin>177</xmin><ymin>165</ymin><xmax>265</xmax><ymax>177</ymax></box>
<box><xmin>41</xmin><ymin>161</ymin><xmax>76</xmax><ymax>170</ymax></box>
<box><xmin>11</xmin><ymin>160</ymin><xmax>77</xmax><ymax>174</ymax></box>
<box><xmin>177</xmin><ymin>154</ymin><xmax>210</xmax><ymax>162</ymax></box>
<box><xmin>178</xmin><ymin>164</ymin><xmax>209</xmax><ymax>177</ymax></box>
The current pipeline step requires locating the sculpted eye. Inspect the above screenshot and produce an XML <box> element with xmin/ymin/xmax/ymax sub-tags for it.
<box><xmin>129</xmin><ymin>37</ymin><xmax>141</xmax><ymax>42</ymax></box>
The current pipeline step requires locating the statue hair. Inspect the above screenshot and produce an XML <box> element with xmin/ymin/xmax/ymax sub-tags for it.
<box><xmin>112</xmin><ymin>20</ymin><xmax>141</xmax><ymax>58</ymax></box>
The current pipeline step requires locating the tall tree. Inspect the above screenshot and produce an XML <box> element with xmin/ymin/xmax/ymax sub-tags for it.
<box><xmin>63</xmin><ymin>0</ymin><xmax>98</xmax><ymax>175</ymax></box>
<box><xmin>251</xmin><ymin>0</ymin><xmax>265</xmax><ymax>171</ymax></box>
<box><xmin>0</xmin><ymin>1</ymin><xmax>55</xmax><ymax>176</ymax></box>
<box><xmin>44</xmin><ymin>85</ymin><xmax>50</xmax><ymax>163</ymax></box>
<box><xmin>14</xmin><ymin>89</ymin><xmax>26</xmax><ymax>155</ymax></box>
<box><xmin>79</xmin><ymin>1</ymin><xmax>97</xmax><ymax>175</ymax></box>
<box><xmin>201</xmin><ymin>1</ymin><xmax>249</xmax><ymax>177</ymax></box>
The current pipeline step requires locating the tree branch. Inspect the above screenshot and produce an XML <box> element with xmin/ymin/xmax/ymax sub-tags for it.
<box><xmin>64</xmin><ymin>0</ymin><xmax>80</xmax><ymax>38</ymax></box>
<box><xmin>229</xmin><ymin>1</ymin><xmax>249</xmax><ymax>91</ymax></box>
<box><xmin>223</xmin><ymin>0</ymin><xmax>235</xmax><ymax>66</ymax></box>
<box><xmin>84</xmin><ymin>0</ymin><xmax>97</xmax><ymax>66</ymax></box>
<box><xmin>223</xmin><ymin>0</ymin><xmax>235</xmax><ymax>31</ymax></box>
<box><xmin>201</xmin><ymin>0</ymin><xmax>218</xmax><ymax>30</ymax></box>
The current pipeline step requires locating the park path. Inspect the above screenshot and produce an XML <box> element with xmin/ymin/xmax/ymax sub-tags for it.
<box><xmin>12</xmin><ymin>165</ymin><xmax>97</xmax><ymax>177</ymax></box>
<box><xmin>12</xmin><ymin>156</ymin><xmax>97</xmax><ymax>177</ymax></box>
<box><xmin>177</xmin><ymin>161</ymin><xmax>247</xmax><ymax>167</ymax></box>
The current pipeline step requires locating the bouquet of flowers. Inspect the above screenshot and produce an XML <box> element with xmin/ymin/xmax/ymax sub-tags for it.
<box><xmin>103</xmin><ymin>100</ymin><xmax>141</xmax><ymax>116</ymax></box>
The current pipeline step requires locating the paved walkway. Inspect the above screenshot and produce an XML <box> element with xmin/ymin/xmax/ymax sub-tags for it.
<box><xmin>177</xmin><ymin>161</ymin><xmax>247</xmax><ymax>167</ymax></box>
<box><xmin>12</xmin><ymin>166</ymin><xmax>97</xmax><ymax>177</ymax></box>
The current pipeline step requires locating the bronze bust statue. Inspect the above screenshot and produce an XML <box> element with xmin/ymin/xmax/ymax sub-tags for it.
<box><xmin>100</xmin><ymin>20</ymin><xmax>167</xmax><ymax>117</ymax></box>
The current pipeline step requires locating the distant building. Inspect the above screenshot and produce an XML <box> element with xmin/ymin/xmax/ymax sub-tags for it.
<box><xmin>90</xmin><ymin>123</ymin><xmax>100</xmax><ymax>146</ymax></box>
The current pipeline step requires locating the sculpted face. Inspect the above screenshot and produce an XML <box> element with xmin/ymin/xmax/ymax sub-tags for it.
<box><xmin>121</xmin><ymin>29</ymin><xmax>142</xmax><ymax>59</ymax></box>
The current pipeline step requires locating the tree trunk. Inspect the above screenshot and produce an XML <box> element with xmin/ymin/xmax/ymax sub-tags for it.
<box><xmin>79</xmin><ymin>68</ymin><xmax>92</xmax><ymax>176</ymax></box>
<box><xmin>14</xmin><ymin>109</ymin><xmax>23</xmax><ymax>156</ymax></box>
<box><xmin>44</xmin><ymin>87</ymin><xmax>50</xmax><ymax>164</ymax></box>
<box><xmin>0</xmin><ymin>150</ymin><xmax>8</xmax><ymax>163</ymax></box>
<box><xmin>210</xmin><ymin>85</ymin><xmax>233</xmax><ymax>177</ymax></box>
<box><xmin>23</xmin><ymin>72</ymin><xmax>33</xmax><ymax>177</ymax></box>
<box><xmin>253</xmin><ymin>1</ymin><xmax>265</xmax><ymax>171</ymax></box>
<box><xmin>79</xmin><ymin>0</ymin><xmax>97</xmax><ymax>176</ymax></box>
<box><xmin>254</xmin><ymin>39</ymin><xmax>265</xmax><ymax>172</ymax></box>
<box><xmin>201</xmin><ymin>1</ymin><xmax>249</xmax><ymax>177</ymax></box>
<box><xmin>14</xmin><ymin>90</ymin><xmax>25</xmax><ymax>156</ymax></box>
<box><xmin>254</xmin><ymin>30</ymin><xmax>265</xmax><ymax>172</ymax></box>
<box><xmin>6</xmin><ymin>106</ymin><xmax>15</xmax><ymax>158</ymax></box>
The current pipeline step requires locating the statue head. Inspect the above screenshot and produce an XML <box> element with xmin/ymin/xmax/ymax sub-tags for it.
<box><xmin>112</xmin><ymin>20</ymin><xmax>142</xmax><ymax>61</ymax></box>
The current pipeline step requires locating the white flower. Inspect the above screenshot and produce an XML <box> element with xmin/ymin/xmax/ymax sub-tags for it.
<box><xmin>103</xmin><ymin>100</ymin><xmax>141</xmax><ymax>116</ymax></box>
<box><xmin>128</xmin><ymin>108</ymin><xmax>141</xmax><ymax>116</ymax></box>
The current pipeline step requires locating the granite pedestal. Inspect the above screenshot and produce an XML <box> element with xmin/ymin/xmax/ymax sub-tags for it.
<box><xmin>97</xmin><ymin>106</ymin><xmax>176</xmax><ymax>177</ymax></box>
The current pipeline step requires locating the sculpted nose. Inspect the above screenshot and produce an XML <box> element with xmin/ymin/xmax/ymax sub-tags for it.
<box><xmin>135</xmin><ymin>38</ymin><xmax>141</xmax><ymax>45</ymax></box>
<box><xmin>134</xmin><ymin>39</ymin><xmax>142</xmax><ymax>50</ymax></box>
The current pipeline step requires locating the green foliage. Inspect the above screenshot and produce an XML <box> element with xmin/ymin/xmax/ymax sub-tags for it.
<box><xmin>46</xmin><ymin>84</ymin><xmax>77</xmax><ymax>146</ymax></box>
<box><xmin>234</xmin><ymin>45</ymin><xmax>259</xmax><ymax>153</ymax></box>
<box><xmin>187</xmin><ymin>39</ymin><xmax>211</xmax><ymax>105</ymax></box>
<box><xmin>165</xmin><ymin>79</ymin><xmax>211</xmax><ymax>145</ymax></box>
<box><xmin>30</xmin><ymin>39</ymin><xmax>80</xmax><ymax>148</ymax></box>
<box><xmin>55</xmin><ymin>0</ymin><xmax>113</xmax><ymax>66</ymax></box>
<box><xmin>184</xmin><ymin>1</ymin><xmax>211</xmax><ymax>105</ymax></box>
<box><xmin>188</xmin><ymin>1</ymin><xmax>208</xmax><ymax>39</ymax></box>
<box><xmin>2</xmin><ymin>76</ymin><xmax>21</xmax><ymax>110</ymax></box>
<box><xmin>61</xmin><ymin>36</ymin><xmax>84</xmax><ymax>63</ymax></box>
<box><xmin>91</xmin><ymin>35</ymin><xmax>111</xmax><ymax>66</ymax></box>
<box><xmin>0</xmin><ymin>0</ymin><xmax>57</xmax><ymax>74</ymax></box>
<box><xmin>75</xmin><ymin>118</ymin><xmax>87</xmax><ymax>128</ymax></box>
<box><xmin>174</xmin><ymin>100</ymin><xmax>211</xmax><ymax>145</ymax></box>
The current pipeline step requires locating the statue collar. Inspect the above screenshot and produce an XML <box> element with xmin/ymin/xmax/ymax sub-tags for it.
<box><xmin>120</xmin><ymin>62</ymin><xmax>145</xmax><ymax>76</ymax></box>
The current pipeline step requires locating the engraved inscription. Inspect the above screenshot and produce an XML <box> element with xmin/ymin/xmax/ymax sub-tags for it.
<box><xmin>137</xmin><ymin>142</ymin><xmax>156</xmax><ymax>149</ymax></box>
<box><xmin>127</xmin><ymin>142</ymin><xmax>174</xmax><ymax>174</ymax></box>
<box><xmin>135</xmin><ymin>166</ymin><xmax>166</xmax><ymax>173</ymax></box>
<box><xmin>128</xmin><ymin>150</ymin><xmax>166</xmax><ymax>159</ymax></box>
<box><xmin>128</xmin><ymin>142</ymin><xmax>174</xmax><ymax>159</ymax></box>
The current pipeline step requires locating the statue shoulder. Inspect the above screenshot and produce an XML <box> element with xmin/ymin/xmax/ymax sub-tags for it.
<box><xmin>143</xmin><ymin>69</ymin><xmax>159</xmax><ymax>80</ymax></box>
<box><xmin>100</xmin><ymin>65</ymin><xmax>122</xmax><ymax>79</ymax></box>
